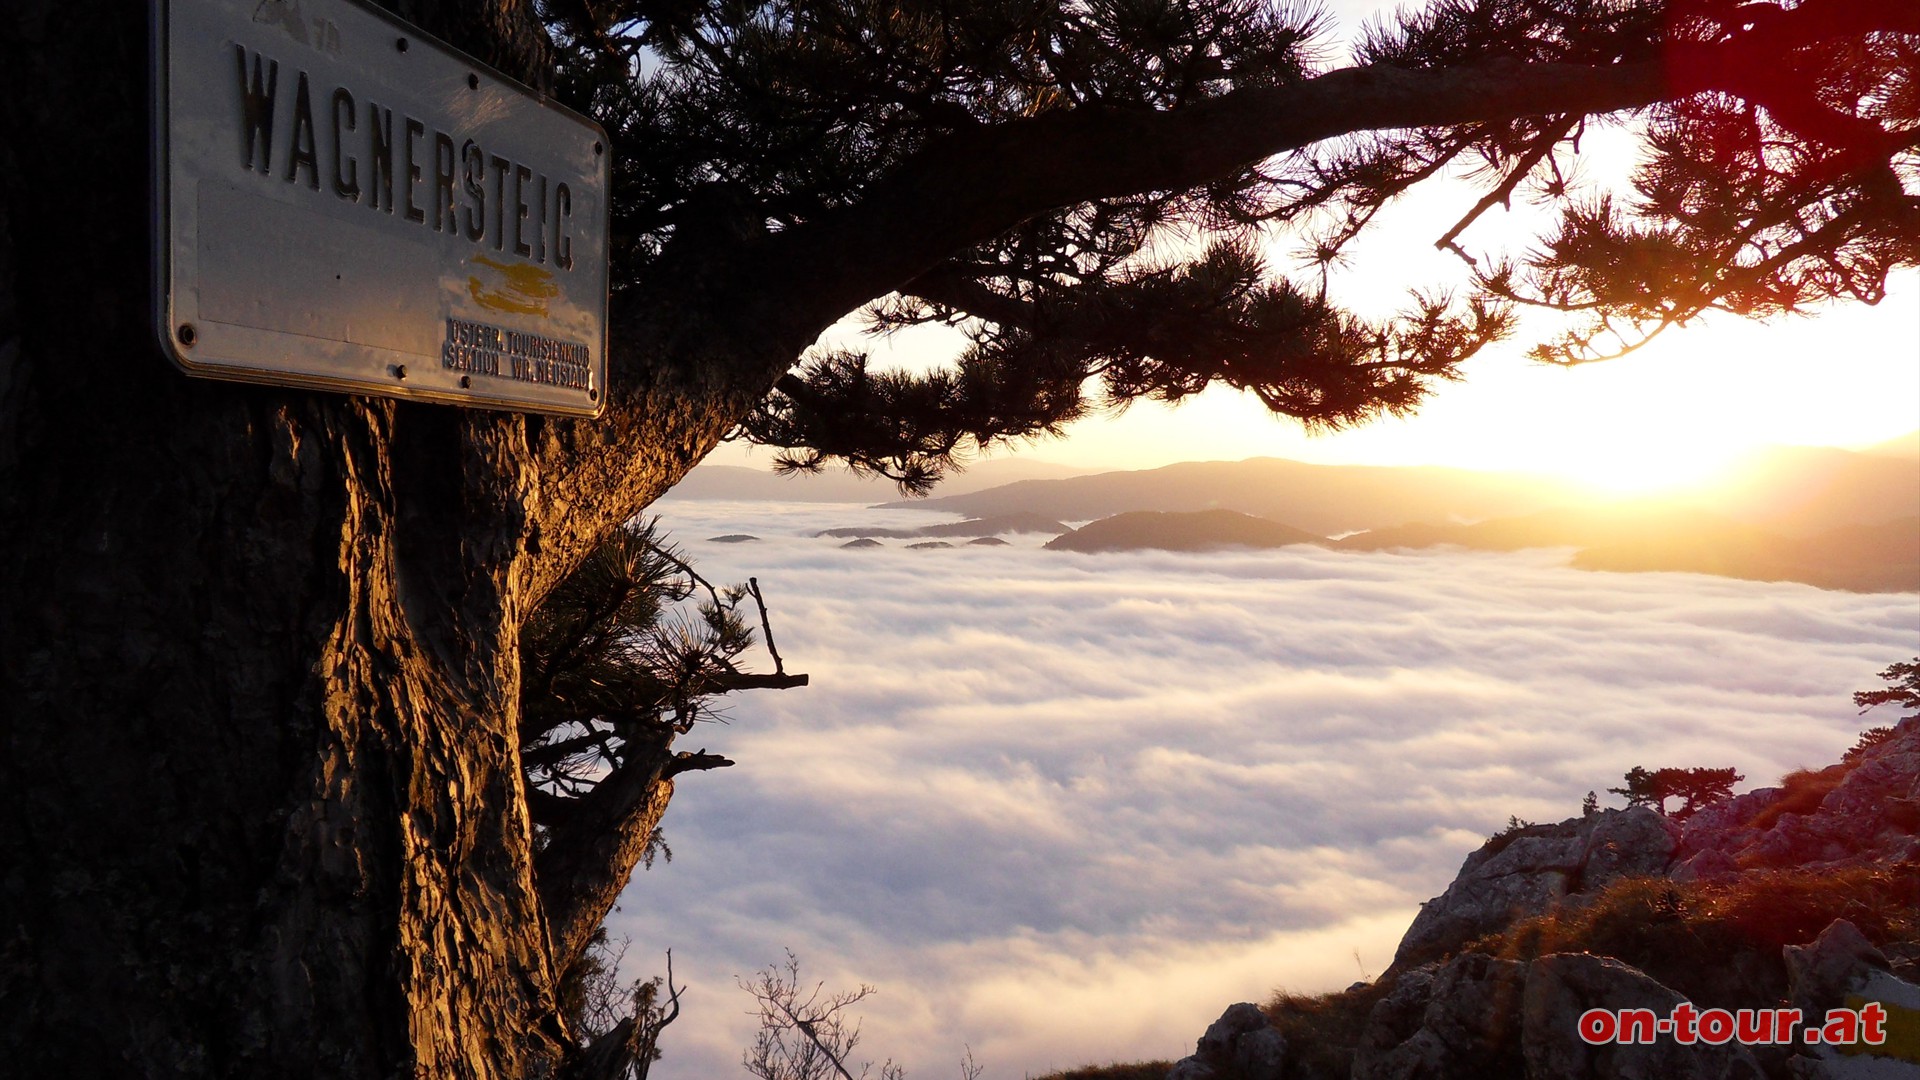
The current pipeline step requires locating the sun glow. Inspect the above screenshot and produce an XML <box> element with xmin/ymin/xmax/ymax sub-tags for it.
<box><xmin>884</xmin><ymin>281</ymin><xmax>1919</xmax><ymax>494</ymax></box>
<box><xmin>714</xmin><ymin>257</ymin><xmax>1917</xmax><ymax>492</ymax></box>
<box><xmin>1535</xmin><ymin>433</ymin><xmax>1753</xmax><ymax>496</ymax></box>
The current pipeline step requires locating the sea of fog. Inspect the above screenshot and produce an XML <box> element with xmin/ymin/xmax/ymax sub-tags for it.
<box><xmin>605</xmin><ymin>497</ymin><xmax>1919</xmax><ymax>1079</ymax></box>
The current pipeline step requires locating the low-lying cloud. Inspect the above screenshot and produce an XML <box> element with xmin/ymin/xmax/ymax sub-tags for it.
<box><xmin>606</xmin><ymin>499</ymin><xmax>1919</xmax><ymax>1079</ymax></box>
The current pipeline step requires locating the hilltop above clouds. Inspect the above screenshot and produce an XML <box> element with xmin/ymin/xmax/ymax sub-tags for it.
<box><xmin>1025</xmin><ymin>503</ymin><xmax>1916</xmax><ymax>593</ymax></box>
<box><xmin>885</xmin><ymin>441</ymin><xmax>1920</xmax><ymax>540</ymax></box>
<box><xmin>887</xmin><ymin>458</ymin><xmax>1570</xmax><ymax>537</ymax></box>
<box><xmin>861</xmin><ymin>443</ymin><xmax>1920</xmax><ymax>593</ymax></box>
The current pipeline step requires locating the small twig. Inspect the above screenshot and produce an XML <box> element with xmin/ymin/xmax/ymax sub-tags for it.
<box><xmin>632</xmin><ymin>950</ymin><xmax>683</xmax><ymax>1080</ymax></box>
<box><xmin>645</xmin><ymin>536</ymin><xmax>727</xmax><ymax>612</ymax></box>
<box><xmin>1436</xmin><ymin>114</ymin><xmax>1578</xmax><ymax>268</ymax></box>
<box><xmin>747</xmin><ymin>577</ymin><xmax>787</xmax><ymax>676</ymax></box>
<box><xmin>778</xmin><ymin>998</ymin><xmax>860</xmax><ymax>1080</ymax></box>
<box><xmin>658</xmin><ymin>949</ymin><xmax>683</xmax><ymax>1029</ymax></box>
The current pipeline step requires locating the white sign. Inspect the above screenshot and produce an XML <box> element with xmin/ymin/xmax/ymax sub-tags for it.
<box><xmin>152</xmin><ymin>0</ymin><xmax>610</xmax><ymax>416</ymax></box>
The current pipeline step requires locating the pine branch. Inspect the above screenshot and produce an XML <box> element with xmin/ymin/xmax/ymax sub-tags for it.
<box><xmin>515</xmin><ymin>0</ymin><xmax>1920</xmax><ymax>583</ymax></box>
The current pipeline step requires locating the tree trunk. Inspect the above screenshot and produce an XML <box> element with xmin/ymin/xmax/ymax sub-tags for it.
<box><xmin>0</xmin><ymin>3</ymin><xmax>779</xmax><ymax>1075</ymax></box>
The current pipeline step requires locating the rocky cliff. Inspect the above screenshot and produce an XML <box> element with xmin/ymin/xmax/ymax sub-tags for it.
<box><xmin>1165</xmin><ymin>717</ymin><xmax>1920</xmax><ymax>1080</ymax></box>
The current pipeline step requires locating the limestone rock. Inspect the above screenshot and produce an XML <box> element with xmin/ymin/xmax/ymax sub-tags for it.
<box><xmin>1164</xmin><ymin>1057</ymin><xmax>1218</xmax><ymax>1080</ymax></box>
<box><xmin>1783</xmin><ymin>1053</ymin><xmax>1920</xmax><ymax>1079</ymax></box>
<box><xmin>1391</xmin><ymin>808</ymin><xmax>1675</xmax><ymax>970</ymax></box>
<box><xmin>1579</xmin><ymin>806</ymin><xmax>1680</xmax><ymax>892</ymax></box>
<box><xmin>1669</xmin><ymin>847</ymin><xmax>1740</xmax><ymax>883</ymax></box>
<box><xmin>1353</xmin><ymin>953</ymin><xmax>1526</xmax><ymax>1080</ymax></box>
<box><xmin>1785</xmin><ymin>919</ymin><xmax>1891</xmax><ymax>1019</ymax></box>
<box><xmin>1680</xmin><ymin>718</ymin><xmax>1920</xmax><ymax>873</ymax></box>
<box><xmin>1421</xmin><ymin>953</ymin><xmax>1528</xmax><ymax>1067</ymax></box>
<box><xmin>1674</xmin><ymin>787</ymin><xmax>1784</xmax><ymax>861</ymax></box>
<box><xmin>1392</xmin><ymin>823</ymin><xmax>1583</xmax><ymax>969</ymax></box>
<box><xmin>1783</xmin><ymin>917</ymin><xmax>1920</xmax><ymax>1076</ymax></box>
<box><xmin>1521</xmin><ymin>953</ymin><xmax>1766</xmax><ymax>1080</ymax></box>
<box><xmin>1352</xmin><ymin>964</ymin><xmax>1438</xmax><ymax>1075</ymax></box>
<box><xmin>1235</xmin><ymin>1026</ymin><xmax>1287</xmax><ymax>1079</ymax></box>
<box><xmin>1182</xmin><ymin>720</ymin><xmax>1920</xmax><ymax>1080</ymax></box>
<box><xmin>1166</xmin><ymin>1002</ymin><xmax>1286</xmax><ymax>1080</ymax></box>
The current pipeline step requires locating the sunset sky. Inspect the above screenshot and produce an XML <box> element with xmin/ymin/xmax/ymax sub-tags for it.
<box><xmin>706</xmin><ymin>264</ymin><xmax>1919</xmax><ymax>495</ymax></box>
<box><xmin>704</xmin><ymin>0</ymin><xmax>1920</xmax><ymax>493</ymax></box>
<box><xmin>710</xmin><ymin>244</ymin><xmax>1918</xmax><ymax>496</ymax></box>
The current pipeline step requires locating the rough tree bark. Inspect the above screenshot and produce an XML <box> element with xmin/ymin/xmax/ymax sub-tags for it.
<box><xmin>0</xmin><ymin>3</ymin><xmax>779</xmax><ymax>1075</ymax></box>
<box><xmin>0</xmin><ymin>0</ymin><xmax>1904</xmax><ymax>1076</ymax></box>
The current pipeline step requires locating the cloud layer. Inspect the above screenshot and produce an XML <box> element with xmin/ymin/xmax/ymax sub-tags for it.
<box><xmin>606</xmin><ymin>499</ymin><xmax>1919</xmax><ymax>1078</ymax></box>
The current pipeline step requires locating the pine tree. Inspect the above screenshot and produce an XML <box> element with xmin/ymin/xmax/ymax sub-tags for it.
<box><xmin>3</xmin><ymin>1</ymin><xmax>1914</xmax><ymax>1073</ymax></box>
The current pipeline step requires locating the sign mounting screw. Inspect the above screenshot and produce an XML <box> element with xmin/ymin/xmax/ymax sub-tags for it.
<box><xmin>177</xmin><ymin>323</ymin><xmax>197</xmax><ymax>348</ymax></box>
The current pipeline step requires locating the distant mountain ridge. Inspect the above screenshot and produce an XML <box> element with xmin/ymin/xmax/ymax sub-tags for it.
<box><xmin>1333</xmin><ymin>505</ymin><xmax>1918</xmax><ymax>592</ymax></box>
<box><xmin>1571</xmin><ymin>515</ymin><xmax>1920</xmax><ymax>594</ymax></box>
<box><xmin>885</xmin><ymin>458</ymin><xmax>1573</xmax><ymax>536</ymax></box>
<box><xmin>884</xmin><ymin>442</ymin><xmax>1920</xmax><ymax>539</ymax></box>
<box><xmin>1702</xmin><ymin>443</ymin><xmax>1920</xmax><ymax>535</ymax></box>
<box><xmin>686</xmin><ymin>441</ymin><xmax>1919</xmax><ymax>591</ymax></box>
<box><xmin>1028</xmin><ymin>505</ymin><xmax>1917</xmax><ymax>592</ymax></box>
<box><xmin>672</xmin><ymin>457</ymin><xmax>1091</xmax><ymax>501</ymax></box>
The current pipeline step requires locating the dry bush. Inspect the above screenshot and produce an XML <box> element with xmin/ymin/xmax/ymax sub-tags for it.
<box><xmin>1262</xmin><ymin>981</ymin><xmax>1392</xmax><ymax>1079</ymax></box>
<box><xmin>1745</xmin><ymin>764</ymin><xmax>1851</xmax><ymax>832</ymax></box>
<box><xmin>1480</xmin><ymin>866</ymin><xmax>1920</xmax><ymax>1007</ymax></box>
<box><xmin>1026</xmin><ymin>1064</ymin><xmax>1175</xmax><ymax>1080</ymax></box>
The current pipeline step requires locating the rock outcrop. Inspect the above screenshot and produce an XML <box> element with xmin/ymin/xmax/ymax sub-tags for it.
<box><xmin>1518</xmin><ymin>954</ymin><xmax>1768</xmax><ymax>1080</ymax></box>
<box><xmin>1390</xmin><ymin>806</ymin><xmax>1678</xmax><ymax>970</ymax></box>
<box><xmin>1675</xmin><ymin>729</ymin><xmax>1920</xmax><ymax>876</ymax></box>
<box><xmin>1352</xmin><ymin>952</ymin><xmax>1526</xmax><ymax>1079</ymax></box>
<box><xmin>1167</xmin><ymin>1003</ymin><xmax>1287</xmax><ymax>1080</ymax></box>
<box><xmin>1163</xmin><ymin>717</ymin><xmax>1920</xmax><ymax>1080</ymax></box>
<box><xmin>1394</xmin><ymin>717</ymin><xmax>1920</xmax><ymax>973</ymax></box>
<box><xmin>1782</xmin><ymin>920</ymin><xmax>1920</xmax><ymax>1078</ymax></box>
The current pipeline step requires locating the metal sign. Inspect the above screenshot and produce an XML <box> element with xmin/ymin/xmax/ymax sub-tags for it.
<box><xmin>152</xmin><ymin>0</ymin><xmax>610</xmax><ymax>416</ymax></box>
